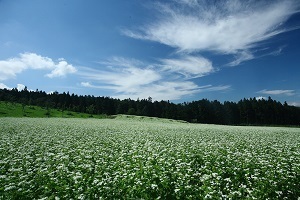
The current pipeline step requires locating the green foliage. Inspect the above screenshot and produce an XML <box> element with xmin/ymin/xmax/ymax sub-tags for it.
<box><xmin>0</xmin><ymin>118</ymin><xmax>299</xmax><ymax>199</ymax></box>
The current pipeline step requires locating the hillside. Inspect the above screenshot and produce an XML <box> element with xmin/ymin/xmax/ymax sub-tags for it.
<box><xmin>0</xmin><ymin>101</ymin><xmax>106</xmax><ymax>119</ymax></box>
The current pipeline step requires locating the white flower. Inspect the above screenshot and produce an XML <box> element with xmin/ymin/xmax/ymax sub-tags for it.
<box><xmin>174</xmin><ymin>188</ymin><xmax>180</xmax><ymax>193</ymax></box>
<box><xmin>151</xmin><ymin>184</ymin><xmax>158</xmax><ymax>189</ymax></box>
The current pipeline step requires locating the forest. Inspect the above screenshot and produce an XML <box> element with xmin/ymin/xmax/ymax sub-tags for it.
<box><xmin>0</xmin><ymin>87</ymin><xmax>299</xmax><ymax>126</ymax></box>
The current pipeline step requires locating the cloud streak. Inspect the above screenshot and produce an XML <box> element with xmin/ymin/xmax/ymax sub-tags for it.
<box><xmin>81</xmin><ymin>57</ymin><xmax>161</xmax><ymax>92</ymax></box>
<box><xmin>0</xmin><ymin>53</ymin><xmax>77</xmax><ymax>80</ymax></box>
<box><xmin>258</xmin><ymin>89</ymin><xmax>295</xmax><ymax>96</ymax></box>
<box><xmin>227</xmin><ymin>51</ymin><xmax>254</xmax><ymax>67</ymax></box>
<box><xmin>123</xmin><ymin>0</ymin><xmax>299</xmax><ymax>65</ymax></box>
<box><xmin>80</xmin><ymin>57</ymin><xmax>229</xmax><ymax>100</ymax></box>
<box><xmin>160</xmin><ymin>55</ymin><xmax>214</xmax><ymax>78</ymax></box>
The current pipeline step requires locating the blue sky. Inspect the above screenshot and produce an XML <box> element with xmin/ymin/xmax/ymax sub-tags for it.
<box><xmin>0</xmin><ymin>0</ymin><xmax>300</xmax><ymax>105</ymax></box>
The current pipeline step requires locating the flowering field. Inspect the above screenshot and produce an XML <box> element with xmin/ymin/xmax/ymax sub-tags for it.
<box><xmin>0</xmin><ymin>117</ymin><xmax>299</xmax><ymax>199</ymax></box>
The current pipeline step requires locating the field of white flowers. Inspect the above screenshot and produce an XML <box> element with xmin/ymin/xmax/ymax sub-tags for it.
<box><xmin>0</xmin><ymin>117</ymin><xmax>299</xmax><ymax>199</ymax></box>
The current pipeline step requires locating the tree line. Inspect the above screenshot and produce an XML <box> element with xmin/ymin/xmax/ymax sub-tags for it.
<box><xmin>1</xmin><ymin>87</ymin><xmax>299</xmax><ymax>126</ymax></box>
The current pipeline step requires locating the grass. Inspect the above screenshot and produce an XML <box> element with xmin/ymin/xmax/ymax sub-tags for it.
<box><xmin>112</xmin><ymin>114</ymin><xmax>188</xmax><ymax>123</ymax></box>
<box><xmin>0</xmin><ymin>117</ymin><xmax>299</xmax><ymax>199</ymax></box>
<box><xmin>0</xmin><ymin>101</ymin><xmax>107</xmax><ymax>119</ymax></box>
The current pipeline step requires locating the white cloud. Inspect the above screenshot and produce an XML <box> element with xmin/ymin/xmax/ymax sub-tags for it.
<box><xmin>255</xmin><ymin>96</ymin><xmax>267</xmax><ymax>100</ymax></box>
<box><xmin>123</xmin><ymin>0</ymin><xmax>299</xmax><ymax>64</ymax></box>
<box><xmin>288</xmin><ymin>102</ymin><xmax>300</xmax><ymax>107</ymax></box>
<box><xmin>81</xmin><ymin>82</ymin><xmax>93</xmax><ymax>88</ymax></box>
<box><xmin>47</xmin><ymin>91</ymin><xmax>54</xmax><ymax>95</ymax></box>
<box><xmin>80</xmin><ymin>57</ymin><xmax>229</xmax><ymax>101</ymax></box>
<box><xmin>0</xmin><ymin>53</ymin><xmax>77</xmax><ymax>80</ymax></box>
<box><xmin>17</xmin><ymin>84</ymin><xmax>25</xmax><ymax>91</ymax></box>
<box><xmin>0</xmin><ymin>83</ymin><xmax>11</xmax><ymax>90</ymax></box>
<box><xmin>18</xmin><ymin>53</ymin><xmax>54</xmax><ymax>70</ymax></box>
<box><xmin>258</xmin><ymin>89</ymin><xmax>295</xmax><ymax>96</ymax></box>
<box><xmin>161</xmin><ymin>55</ymin><xmax>214</xmax><ymax>78</ymax></box>
<box><xmin>46</xmin><ymin>59</ymin><xmax>77</xmax><ymax>78</ymax></box>
<box><xmin>0</xmin><ymin>83</ymin><xmax>33</xmax><ymax>91</ymax></box>
<box><xmin>0</xmin><ymin>60</ymin><xmax>26</xmax><ymax>81</ymax></box>
<box><xmin>80</xmin><ymin>81</ymin><xmax>111</xmax><ymax>90</ymax></box>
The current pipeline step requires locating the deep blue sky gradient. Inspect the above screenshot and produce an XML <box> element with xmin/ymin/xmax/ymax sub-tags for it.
<box><xmin>0</xmin><ymin>0</ymin><xmax>299</xmax><ymax>105</ymax></box>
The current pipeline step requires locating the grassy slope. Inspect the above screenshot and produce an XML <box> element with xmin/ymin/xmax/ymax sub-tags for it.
<box><xmin>0</xmin><ymin>101</ymin><xmax>188</xmax><ymax>122</ymax></box>
<box><xmin>0</xmin><ymin>101</ymin><xmax>106</xmax><ymax>119</ymax></box>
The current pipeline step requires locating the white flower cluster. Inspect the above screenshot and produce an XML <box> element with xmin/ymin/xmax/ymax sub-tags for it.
<box><xmin>0</xmin><ymin>118</ymin><xmax>299</xmax><ymax>199</ymax></box>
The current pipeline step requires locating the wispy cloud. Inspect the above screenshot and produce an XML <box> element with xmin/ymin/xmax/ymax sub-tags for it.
<box><xmin>227</xmin><ymin>51</ymin><xmax>254</xmax><ymax>66</ymax></box>
<box><xmin>203</xmin><ymin>85</ymin><xmax>231</xmax><ymax>92</ymax></box>
<box><xmin>123</xmin><ymin>0</ymin><xmax>299</xmax><ymax>64</ymax></box>
<box><xmin>258</xmin><ymin>89</ymin><xmax>295</xmax><ymax>96</ymax></box>
<box><xmin>111</xmin><ymin>81</ymin><xmax>201</xmax><ymax>101</ymax></box>
<box><xmin>0</xmin><ymin>53</ymin><xmax>77</xmax><ymax>80</ymax></box>
<box><xmin>80</xmin><ymin>57</ymin><xmax>229</xmax><ymax>100</ymax></box>
<box><xmin>160</xmin><ymin>55</ymin><xmax>214</xmax><ymax>78</ymax></box>
<box><xmin>268</xmin><ymin>46</ymin><xmax>285</xmax><ymax>56</ymax></box>
<box><xmin>81</xmin><ymin>57</ymin><xmax>161</xmax><ymax>92</ymax></box>
<box><xmin>80</xmin><ymin>82</ymin><xmax>95</xmax><ymax>88</ymax></box>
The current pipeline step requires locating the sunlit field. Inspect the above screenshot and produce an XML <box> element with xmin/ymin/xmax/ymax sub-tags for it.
<box><xmin>0</xmin><ymin>117</ymin><xmax>299</xmax><ymax>199</ymax></box>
